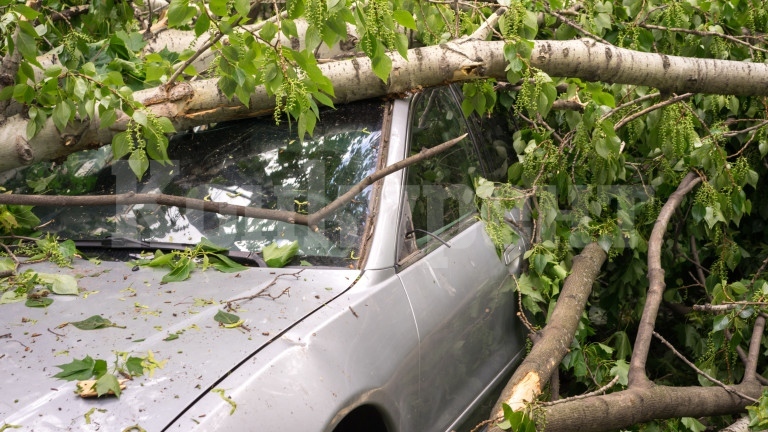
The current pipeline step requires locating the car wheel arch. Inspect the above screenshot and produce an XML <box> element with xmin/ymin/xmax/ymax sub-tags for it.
<box><xmin>332</xmin><ymin>404</ymin><xmax>392</xmax><ymax>432</ymax></box>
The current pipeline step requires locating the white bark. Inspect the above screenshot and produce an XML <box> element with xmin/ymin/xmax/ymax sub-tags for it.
<box><xmin>1</xmin><ymin>38</ymin><xmax>768</xmax><ymax>173</ymax></box>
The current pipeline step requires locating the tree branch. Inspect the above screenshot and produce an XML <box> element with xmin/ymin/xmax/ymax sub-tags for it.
<box><xmin>628</xmin><ymin>172</ymin><xmax>701</xmax><ymax>388</ymax></box>
<box><xmin>743</xmin><ymin>315</ymin><xmax>766</xmax><ymax>384</ymax></box>
<box><xmin>489</xmin><ymin>242</ymin><xmax>607</xmax><ymax>429</ymax></box>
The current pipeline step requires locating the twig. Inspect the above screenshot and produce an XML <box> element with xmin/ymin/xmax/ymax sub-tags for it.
<box><xmin>653</xmin><ymin>331</ymin><xmax>758</xmax><ymax>403</ymax></box>
<box><xmin>599</xmin><ymin>92</ymin><xmax>661</xmax><ymax>122</ymax></box>
<box><xmin>640</xmin><ymin>23</ymin><xmax>768</xmax><ymax>55</ymax></box>
<box><xmin>224</xmin><ymin>269</ymin><xmax>304</xmax><ymax>308</ymax></box>
<box><xmin>693</xmin><ymin>302</ymin><xmax>768</xmax><ymax>312</ymax></box>
<box><xmin>690</xmin><ymin>235</ymin><xmax>707</xmax><ymax>289</ymax></box>
<box><xmin>614</xmin><ymin>93</ymin><xmax>693</xmax><ymax>131</ymax></box>
<box><xmin>543</xmin><ymin>2</ymin><xmax>610</xmax><ymax>45</ymax></box>
<box><xmin>542</xmin><ymin>375</ymin><xmax>620</xmax><ymax>406</ymax></box>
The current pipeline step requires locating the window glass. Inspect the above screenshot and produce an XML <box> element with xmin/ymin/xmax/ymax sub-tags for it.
<box><xmin>3</xmin><ymin>100</ymin><xmax>385</xmax><ymax>266</ymax></box>
<box><xmin>472</xmin><ymin>105</ymin><xmax>518</xmax><ymax>182</ymax></box>
<box><xmin>402</xmin><ymin>87</ymin><xmax>478</xmax><ymax>251</ymax></box>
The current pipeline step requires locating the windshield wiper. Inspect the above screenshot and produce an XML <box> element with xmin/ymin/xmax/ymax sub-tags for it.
<box><xmin>72</xmin><ymin>237</ymin><xmax>266</xmax><ymax>267</ymax></box>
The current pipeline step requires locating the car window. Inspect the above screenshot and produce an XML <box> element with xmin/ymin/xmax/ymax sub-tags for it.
<box><xmin>398</xmin><ymin>87</ymin><xmax>479</xmax><ymax>262</ymax></box>
<box><xmin>3</xmin><ymin>100</ymin><xmax>385</xmax><ymax>267</ymax></box>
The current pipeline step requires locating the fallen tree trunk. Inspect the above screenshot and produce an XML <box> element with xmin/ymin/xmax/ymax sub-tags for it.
<box><xmin>2</xmin><ymin>38</ymin><xmax>768</xmax><ymax>173</ymax></box>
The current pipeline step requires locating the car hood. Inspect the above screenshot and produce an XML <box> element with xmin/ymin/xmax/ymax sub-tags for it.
<box><xmin>0</xmin><ymin>258</ymin><xmax>360</xmax><ymax>431</ymax></box>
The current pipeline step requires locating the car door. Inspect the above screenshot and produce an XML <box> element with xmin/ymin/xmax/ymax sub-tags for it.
<box><xmin>395</xmin><ymin>86</ymin><xmax>526</xmax><ymax>431</ymax></box>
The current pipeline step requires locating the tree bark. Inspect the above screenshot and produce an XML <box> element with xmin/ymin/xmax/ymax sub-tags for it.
<box><xmin>2</xmin><ymin>39</ymin><xmax>768</xmax><ymax>174</ymax></box>
<box><xmin>489</xmin><ymin>242</ymin><xmax>607</xmax><ymax>428</ymax></box>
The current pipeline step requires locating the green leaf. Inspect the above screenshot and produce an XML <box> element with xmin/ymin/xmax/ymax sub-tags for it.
<box><xmin>37</xmin><ymin>273</ymin><xmax>79</xmax><ymax>295</ymax></box>
<box><xmin>54</xmin><ymin>356</ymin><xmax>96</xmax><ymax>381</ymax></box>
<box><xmin>371</xmin><ymin>50</ymin><xmax>392</xmax><ymax>83</ymax></box>
<box><xmin>125</xmin><ymin>356</ymin><xmax>145</xmax><ymax>377</ymax></box>
<box><xmin>95</xmin><ymin>373</ymin><xmax>121</xmax><ymax>397</ymax></box>
<box><xmin>163</xmin><ymin>333</ymin><xmax>179</xmax><ymax>341</ymax></box>
<box><xmin>25</xmin><ymin>297</ymin><xmax>53</xmax><ymax>308</ymax></box>
<box><xmin>234</xmin><ymin>0</ymin><xmax>249</xmax><ymax>17</ymax></box>
<box><xmin>128</xmin><ymin>150</ymin><xmax>149</xmax><ymax>180</ymax></box>
<box><xmin>0</xmin><ymin>290</ymin><xmax>25</xmax><ymax>304</ymax></box>
<box><xmin>161</xmin><ymin>258</ymin><xmax>194</xmax><ymax>282</ymax></box>
<box><xmin>52</xmin><ymin>101</ymin><xmax>72</xmax><ymax>132</ymax></box>
<box><xmin>209</xmin><ymin>0</ymin><xmax>228</xmax><ymax>16</ymax></box>
<box><xmin>681</xmin><ymin>417</ymin><xmax>706</xmax><ymax>432</ymax></box>
<box><xmin>610</xmin><ymin>359</ymin><xmax>629</xmax><ymax>386</ymax></box>
<box><xmin>194</xmin><ymin>12</ymin><xmax>211</xmax><ymax>37</ymax></box>
<box><xmin>112</xmin><ymin>132</ymin><xmax>131</xmax><ymax>160</ymax></box>
<box><xmin>214</xmin><ymin>309</ymin><xmax>240</xmax><ymax>325</ymax></box>
<box><xmin>392</xmin><ymin>10</ymin><xmax>417</xmax><ymax>30</ymax></box>
<box><xmin>713</xmin><ymin>315</ymin><xmax>730</xmax><ymax>332</ymax></box>
<box><xmin>262</xmin><ymin>240</ymin><xmax>299</xmax><ymax>268</ymax></box>
<box><xmin>210</xmin><ymin>253</ymin><xmax>249</xmax><ymax>273</ymax></box>
<box><xmin>70</xmin><ymin>315</ymin><xmax>118</xmax><ymax>330</ymax></box>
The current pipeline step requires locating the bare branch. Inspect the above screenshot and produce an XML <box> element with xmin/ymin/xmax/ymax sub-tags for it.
<box><xmin>599</xmin><ymin>92</ymin><xmax>661</xmax><ymax>122</ymax></box>
<box><xmin>652</xmin><ymin>331</ymin><xmax>758</xmax><ymax>403</ymax></box>
<box><xmin>614</xmin><ymin>93</ymin><xmax>694</xmax><ymax>131</ymax></box>
<box><xmin>629</xmin><ymin>172</ymin><xmax>701</xmax><ymax>388</ymax></box>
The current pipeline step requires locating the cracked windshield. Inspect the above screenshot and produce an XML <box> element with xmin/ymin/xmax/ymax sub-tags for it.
<box><xmin>2</xmin><ymin>99</ymin><xmax>384</xmax><ymax>267</ymax></box>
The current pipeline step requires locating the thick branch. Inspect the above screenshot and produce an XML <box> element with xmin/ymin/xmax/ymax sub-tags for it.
<box><xmin>5</xmin><ymin>39</ymin><xmax>768</xmax><ymax>173</ymax></box>
<box><xmin>488</xmin><ymin>242</ymin><xmax>607</xmax><ymax>428</ymax></box>
<box><xmin>0</xmin><ymin>135</ymin><xmax>465</xmax><ymax>226</ymax></box>
<box><xmin>744</xmin><ymin>315</ymin><xmax>766</xmax><ymax>384</ymax></box>
<box><xmin>541</xmin><ymin>383</ymin><xmax>763</xmax><ymax>432</ymax></box>
<box><xmin>628</xmin><ymin>172</ymin><xmax>702</xmax><ymax>388</ymax></box>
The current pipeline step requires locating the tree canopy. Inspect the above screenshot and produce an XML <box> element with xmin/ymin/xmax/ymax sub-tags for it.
<box><xmin>2</xmin><ymin>0</ymin><xmax>768</xmax><ymax>430</ymax></box>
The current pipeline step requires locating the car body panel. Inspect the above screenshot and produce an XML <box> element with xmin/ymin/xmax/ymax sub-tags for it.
<box><xmin>0</xmin><ymin>260</ymin><xmax>360</xmax><ymax>430</ymax></box>
<box><xmin>166</xmin><ymin>267</ymin><xmax>420</xmax><ymax>431</ymax></box>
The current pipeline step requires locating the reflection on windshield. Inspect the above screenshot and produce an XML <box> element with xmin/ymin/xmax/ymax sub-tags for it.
<box><xmin>4</xmin><ymin>100</ymin><xmax>385</xmax><ymax>266</ymax></box>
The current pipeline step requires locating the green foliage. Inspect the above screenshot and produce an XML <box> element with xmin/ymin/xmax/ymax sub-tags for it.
<box><xmin>133</xmin><ymin>238</ymin><xmax>248</xmax><ymax>282</ymax></box>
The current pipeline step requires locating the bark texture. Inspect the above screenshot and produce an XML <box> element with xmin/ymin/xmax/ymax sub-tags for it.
<box><xmin>2</xmin><ymin>39</ymin><xmax>768</xmax><ymax>173</ymax></box>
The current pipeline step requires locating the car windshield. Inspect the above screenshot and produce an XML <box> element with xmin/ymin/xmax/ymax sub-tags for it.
<box><xmin>2</xmin><ymin>99</ymin><xmax>385</xmax><ymax>266</ymax></box>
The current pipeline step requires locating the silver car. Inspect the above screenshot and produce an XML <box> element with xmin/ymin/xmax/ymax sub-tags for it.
<box><xmin>0</xmin><ymin>85</ymin><xmax>527</xmax><ymax>431</ymax></box>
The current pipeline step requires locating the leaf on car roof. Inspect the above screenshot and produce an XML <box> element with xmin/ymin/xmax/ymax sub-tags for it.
<box><xmin>36</xmin><ymin>273</ymin><xmax>79</xmax><ymax>295</ymax></box>
<box><xmin>25</xmin><ymin>297</ymin><xmax>53</xmax><ymax>308</ymax></box>
<box><xmin>70</xmin><ymin>315</ymin><xmax>123</xmax><ymax>330</ymax></box>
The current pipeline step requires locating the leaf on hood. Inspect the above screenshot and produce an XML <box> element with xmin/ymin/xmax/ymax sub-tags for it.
<box><xmin>262</xmin><ymin>240</ymin><xmax>299</xmax><ymax>268</ymax></box>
